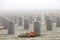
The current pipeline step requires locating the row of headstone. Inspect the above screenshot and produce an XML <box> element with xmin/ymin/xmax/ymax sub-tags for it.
<box><xmin>7</xmin><ymin>14</ymin><xmax>60</xmax><ymax>35</ymax></box>
<box><xmin>7</xmin><ymin>15</ymin><xmax>60</xmax><ymax>35</ymax></box>
<box><xmin>45</xmin><ymin>13</ymin><xmax>60</xmax><ymax>28</ymax></box>
<box><xmin>45</xmin><ymin>14</ymin><xmax>60</xmax><ymax>28</ymax></box>
<box><xmin>10</xmin><ymin>16</ymin><xmax>23</xmax><ymax>26</ymax></box>
<box><xmin>23</xmin><ymin>18</ymin><xmax>41</xmax><ymax>35</ymax></box>
<box><xmin>1</xmin><ymin>14</ymin><xmax>60</xmax><ymax>35</ymax></box>
<box><xmin>13</xmin><ymin>15</ymin><xmax>41</xmax><ymax>26</ymax></box>
<box><xmin>0</xmin><ymin>16</ymin><xmax>14</xmax><ymax>34</ymax></box>
<box><xmin>18</xmin><ymin>15</ymin><xmax>41</xmax><ymax>26</ymax></box>
<box><xmin>45</xmin><ymin>16</ymin><xmax>60</xmax><ymax>30</ymax></box>
<box><xmin>17</xmin><ymin>16</ymin><xmax>35</xmax><ymax>26</ymax></box>
<box><xmin>17</xmin><ymin>15</ymin><xmax>53</xmax><ymax>35</ymax></box>
<box><xmin>7</xmin><ymin>15</ymin><xmax>41</xmax><ymax>34</ymax></box>
<box><xmin>8</xmin><ymin>18</ymin><xmax>41</xmax><ymax>35</ymax></box>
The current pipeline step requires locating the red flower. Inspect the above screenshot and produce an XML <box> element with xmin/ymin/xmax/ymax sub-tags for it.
<box><xmin>28</xmin><ymin>32</ymin><xmax>36</xmax><ymax>36</ymax></box>
<box><xmin>0</xmin><ymin>26</ymin><xmax>4</xmax><ymax>30</ymax></box>
<box><xmin>30</xmin><ymin>32</ymin><xmax>36</xmax><ymax>34</ymax></box>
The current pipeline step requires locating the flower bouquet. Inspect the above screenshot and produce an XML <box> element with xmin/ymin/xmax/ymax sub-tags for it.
<box><xmin>18</xmin><ymin>32</ymin><xmax>40</xmax><ymax>37</ymax></box>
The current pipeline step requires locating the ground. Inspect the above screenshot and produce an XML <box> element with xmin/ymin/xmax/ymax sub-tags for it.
<box><xmin>0</xmin><ymin>23</ymin><xmax>60</xmax><ymax>40</ymax></box>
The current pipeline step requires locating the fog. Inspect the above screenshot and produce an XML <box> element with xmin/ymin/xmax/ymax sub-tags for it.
<box><xmin>0</xmin><ymin>0</ymin><xmax>60</xmax><ymax>15</ymax></box>
<box><xmin>0</xmin><ymin>0</ymin><xmax>60</xmax><ymax>10</ymax></box>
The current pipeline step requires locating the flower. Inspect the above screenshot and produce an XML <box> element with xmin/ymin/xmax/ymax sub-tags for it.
<box><xmin>0</xmin><ymin>26</ymin><xmax>4</xmax><ymax>30</ymax></box>
<box><xmin>30</xmin><ymin>32</ymin><xmax>36</xmax><ymax>34</ymax></box>
<box><xmin>28</xmin><ymin>32</ymin><xmax>36</xmax><ymax>36</ymax></box>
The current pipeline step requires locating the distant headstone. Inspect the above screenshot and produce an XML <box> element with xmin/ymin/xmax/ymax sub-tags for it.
<box><xmin>13</xmin><ymin>16</ymin><xmax>17</xmax><ymax>24</ymax></box>
<box><xmin>56</xmin><ymin>17</ymin><xmax>60</xmax><ymax>27</ymax></box>
<box><xmin>52</xmin><ymin>19</ymin><xmax>56</xmax><ymax>23</ymax></box>
<box><xmin>24</xmin><ymin>19</ymin><xmax>29</xmax><ymax>29</ymax></box>
<box><xmin>51</xmin><ymin>16</ymin><xmax>56</xmax><ymax>23</ymax></box>
<box><xmin>10</xmin><ymin>16</ymin><xmax>14</xmax><ymax>21</ymax></box>
<box><xmin>0</xmin><ymin>16</ymin><xmax>8</xmax><ymax>29</ymax></box>
<box><xmin>29</xmin><ymin>16</ymin><xmax>33</xmax><ymax>24</ymax></box>
<box><xmin>8</xmin><ymin>21</ymin><xmax>14</xmax><ymax>34</ymax></box>
<box><xmin>3</xmin><ymin>19</ymin><xmax>9</xmax><ymax>29</ymax></box>
<box><xmin>34</xmin><ymin>21</ymin><xmax>41</xmax><ymax>35</ymax></box>
<box><xmin>36</xmin><ymin>16</ymin><xmax>41</xmax><ymax>21</ymax></box>
<box><xmin>45</xmin><ymin>17</ymin><xmax>52</xmax><ymax>30</ymax></box>
<box><xmin>18</xmin><ymin>17</ymin><xmax>23</xmax><ymax>26</ymax></box>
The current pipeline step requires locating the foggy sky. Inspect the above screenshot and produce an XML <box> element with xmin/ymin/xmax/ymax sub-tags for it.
<box><xmin>0</xmin><ymin>0</ymin><xmax>60</xmax><ymax>10</ymax></box>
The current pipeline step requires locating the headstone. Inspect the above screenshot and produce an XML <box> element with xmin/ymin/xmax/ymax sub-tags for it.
<box><xmin>24</xmin><ymin>19</ymin><xmax>29</xmax><ymax>29</ymax></box>
<box><xmin>10</xmin><ymin>16</ymin><xmax>14</xmax><ymax>21</ymax></box>
<box><xmin>34</xmin><ymin>21</ymin><xmax>41</xmax><ymax>35</ymax></box>
<box><xmin>51</xmin><ymin>16</ymin><xmax>56</xmax><ymax>23</ymax></box>
<box><xmin>18</xmin><ymin>17</ymin><xmax>23</xmax><ymax>26</ymax></box>
<box><xmin>52</xmin><ymin>18</ymin><xmax>56</xmax><ymax>23</ymax></box>
<box><xmin>29</xmin><ymin>16</ymin><xmax>33</xmax><ymax>24</ymax></box>
<box><xmin>8</xmin><ymin>21</ymin><xmax>14</xmax><ymax>34</ymax></box>
<box><xmin>3</xmin><ymin>19</ymin><xmax>9</xmax><ymax>29</ymax></box>
<box><xmin>0</xmin><ymin>16</ymin><xmax>8</xmax><ymax>29</ymax></box>
<box><xmin>13</xmin><ymin>16</ymin><xmax>17</xmax><ymax>24</ymax></box>
<box><xmin>45</xmin><ymin>16</ymin><xmax>52</xmax><ymax>30</ymax></box>
<box><xmin>56</xmin><ymin>16</ymin><xmax>60</xmax><ymax>27</ymax></box>
<box><xmin>36</xmin><ymin>16</ymin><xmax>41</xmax><ymax>21</ymax></box>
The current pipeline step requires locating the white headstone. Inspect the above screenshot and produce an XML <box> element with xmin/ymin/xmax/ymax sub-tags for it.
<box><xmin>18</xmin><ymin>17</ymin><xmax>23</xmax><ymax>26</ymax></box>
<box><xmin>24</xmin><ymin>19</ymin><xmax>29</xmax><ymax>30</ymax></box>
<box><xmin>8</xmin><ymin>21</ymin><xmax>14</xmax><ymax>34</ymax></box>
<box><xmin>34</xmin><ymin>21</ymin><xmax>41</xmax><ymax>35</ymax></box>
<box><xmin>56</xmin><ymin>16</ymin><xmax>60</xmax><ymax>27</ymax></box>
